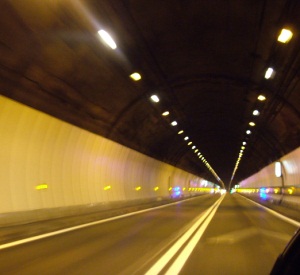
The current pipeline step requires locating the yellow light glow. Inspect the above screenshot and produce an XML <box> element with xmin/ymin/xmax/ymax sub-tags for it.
<box><xmin>278</xmin><ymin>29</ymin><xmax>293</xmax><ymax>43</ymax></box>
<box><xmin>35</xmin><ymin>184</ymin><xmax>48</xmax><ymax>190</ymax></box>
<box><xmin>135</xmin><ymin>186</ymin><xmax>141</xmax><ymax>191</ymax></box>
<box><xmin>178</xmin><ymin>130</ymin><xmax>184</xmax><ymax>134</ymax></box>
<box><xmin>169</xmin><ymin>187</ymin><xmax>173</xmax><ymax>191</ymax></box>
<box><xmin>162</xmin><ymin>111</ymin><xmax>169</xmax><ymax>116</ymax></box>
<box><xmin>104</xmin><ymin>185</ymin><xmax>111</xmax><ymax>190</ymax></box>
<box><xmin>258</xmin><ymin>95</ymin><xmax>266</xmax><ymax>101</ymax></box>
<box><xmin>188</xmin><ymin>141</ymin><xmax>192</xmax><ymax>145</ymax></box>
<box><xmin>130</xmin><ymin>72</ymin><xmax>142</xmax><ymax>81</ymax></box>
<box><xmin>249</xmin><ymin>122</ymin><xmax>255</xmax><ymax>126</ymax></box>
<box><xmin>288</xmin><ymin>188</ymin><xmax>293</xmax><ymax>195</ymax></box>
<box><xmin>154</xmin><ymin>187</ymin><xmax>159</xmax><ymax>191</ymax></box>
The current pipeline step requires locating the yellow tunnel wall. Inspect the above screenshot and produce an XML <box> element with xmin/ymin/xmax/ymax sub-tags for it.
<box><xmin>0</xmin><ymin>95</ymin><xmax>205</xmax><ymax>213</ymax></box>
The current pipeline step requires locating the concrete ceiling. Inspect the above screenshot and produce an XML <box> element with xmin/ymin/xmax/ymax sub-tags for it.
<box><xmin>1</xmin><ymin>0</ymin><xmax>299</xmax><ymax>188</ymax></box>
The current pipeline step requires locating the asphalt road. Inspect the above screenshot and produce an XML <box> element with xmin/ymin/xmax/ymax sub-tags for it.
<box><xmin>0</xmin><ymin>193</ymin><xmax>298</xmax><ymax>275</ymax></box>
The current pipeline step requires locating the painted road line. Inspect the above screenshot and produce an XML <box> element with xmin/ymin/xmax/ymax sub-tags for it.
<box><xmin>238</xmin><ymin>194</ymin><xmax>300</xmax><ymax>227</ymax></box>
<box><xmin>0</xmin><ymin>195</ymin><xmax>208</xmax><ymax>251</ymax></box>
<box><xmin>145</xmin><ymin>195</ymin><xmax>225</xmax><ymax>275</ymax></box>
<box><xmin>165</xmin><ymin>194</ymin><xmax>225</xmax><ymax>275</ymax></box>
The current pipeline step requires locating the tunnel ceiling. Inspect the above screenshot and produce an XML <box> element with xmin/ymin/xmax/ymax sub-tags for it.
<box><xmin>1</xmin><ymin>0</ymin><xmax>300</xmax><ymax>188</ymax></box>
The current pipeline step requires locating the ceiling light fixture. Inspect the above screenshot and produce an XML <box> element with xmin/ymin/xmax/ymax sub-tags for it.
<box><xmin>184</xmin><ymin>136</ymin><xmax>189</xmax><ymax>140</ymax></box>
<box><xmin>150</xmin><ymin>95</ymin><xmax>160</xmax><ymax>103</ymax></box>
<box><xmin>171</xmin><ymin>121</ymin><xmax>178</xmax><ymax>126</ymax></box>
<box><xmin>253</xmin><ymin>110</ymin><xmax>260</xmax><ymax>116</ymax></box>
<box><xmin>162</xmin><ymin>111</ymin><xmax>169</xmax><ymax>116</ymax></box>
<box><xmin>277</xmin><ymin>28</ymin><xmax>293</xmax><ymax>43</ymax></box>
<box><xmin>178</xmin><ymin>130</ymin><xmax>184</xmax><ymax>134</ymax></box>
<box><xmin>257</xmin><ymin>95</ymin><xmax>266</xmax><ymax>101</ymax></box>
<box><xmin>265</xmin><ymin>67</ymin><xmax>274</xmax><ymax>79</ymax></box>
<box><xmin>130</xmin><ymin>72</ymin><xmax>142</xmax><ymax>81</ymax></box>
<box><xmin>249</xmin><ymin>122</ymin><xmax>255</xmax><ymax>126</ymax></box>
<box><xmin>246</xmin><ymin>130</ymin><xmax>251</xmax><ymax>135</ymax></box>
<box><xmin>98</xmin><ymin>30</ymin><xmax>117</xmax><ymax>49</ymax></box>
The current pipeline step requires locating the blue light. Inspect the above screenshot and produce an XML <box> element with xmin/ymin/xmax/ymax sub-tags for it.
<box><xmin>259</xmin><ymin>188</ymin><xmax>268</xmax><ymax>200</ymax></box>
<box><xmin>171</xmin><ymin>186</ymin><xmax>181</xmax><ymax>198</ymax></box>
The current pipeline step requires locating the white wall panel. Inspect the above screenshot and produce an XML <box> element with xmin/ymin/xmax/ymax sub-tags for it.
<box><xmin>239</xmin><ymin>147</ymin><xmax>300</xmax><ymax>188</ymax></box>
<box><xmin>0</xmin><ymin>96</ymin><xmax>207</xmax><ymax>214</ymax></box>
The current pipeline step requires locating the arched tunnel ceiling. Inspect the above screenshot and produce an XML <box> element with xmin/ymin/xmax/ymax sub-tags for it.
<box><xmin>0</xmin><ymin>0</ymin><xmax>299</xmax><ymax>188</ymax></box>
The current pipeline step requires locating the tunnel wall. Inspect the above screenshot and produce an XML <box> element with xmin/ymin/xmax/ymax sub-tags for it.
<box><xmin>0</xmin><ymin>95</ymin><xmax>209</xmax><ymax>215</ymax></box>
<box><xmin>238</xmin><ymin>147</ymin><xmax>300</xmax><ymax>209</ymax></box>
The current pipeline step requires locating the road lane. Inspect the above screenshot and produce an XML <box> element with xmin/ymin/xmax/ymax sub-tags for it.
<box><xmin>179</xmin><ymin>193</ymin><xmax>298</xmax><ymax>275</ymax></box>
<box><xmin>1</xmin><ymin>193</ymin><xmax>298</xmax><ymax>275</ymax></box>
<box><xmin>0</xmin><ymin>194</ymin><xmax>220</xmax><ymax>275</ymax></box>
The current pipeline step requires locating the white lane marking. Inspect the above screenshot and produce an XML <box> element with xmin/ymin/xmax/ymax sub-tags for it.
<box><xmin>145</xmin><ymin>195</ymin><xmax>225</xmax><ymax>275</ymax></box>
<box><xmin>0</xmin><ymin>196</ymin><xmax>208</xmax><ymax>251</ymax></box>
<box><xmin>165</xmin><ymin>195</ymin><xmax>224</xmax><ymax>275</ymax></box>
<box><xmin>238</xmin><ymin>194</ymin><xmax>300</xmax><ymax>227</ymax></box>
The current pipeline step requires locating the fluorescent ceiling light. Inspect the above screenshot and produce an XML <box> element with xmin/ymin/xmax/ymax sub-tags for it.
<box><xmin>171</xmin><ymin>121</ymin><xmax>177</xmax><ymax>126</ymax></box>
<box><xmin>275</xmin><ymin>161</ymin><xmax>282</xmax><ymax>177</ymax></box>
<box><xmin>98</xmin><ymin>30</ymin><xmax>117</xmax><ymax>49</ymax></box>
<box><xmin>277</xmin><ymin>29</ymin><xmax>293</xmax><ymax>43</ymax></box>
<box><xmin>253</xmin><ymin>110</ymin><xmax>260</xmax><ymax>116</ymax></box>
<box><xmin>162</xmin><ymin>111</ymin><xmax>169</xmax><ymax>116</ymax></box>
<box><xmin>150</xmin><ymin>95</ymin><xmax>159</xmax><ymax>102</ymax></box>
<box><xmin>130</xmin><ymin>72</ymin><xmax>142</xmax><ymax>81</ymax></box>
<box><xmin>265</xmin><ymin>67</ymin><xmax>274</xmax><ymax>79</ymax></box>
<box><xmin>257</xmin><ymin>95</ymin><xmax>266</xmax><ymax>101</ymax></box>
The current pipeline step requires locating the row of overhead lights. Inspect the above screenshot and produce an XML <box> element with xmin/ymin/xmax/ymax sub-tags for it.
<box><xmin>150</xmin><ymin>91</ymin><xmax>224</xmax><ymax>187</ymax></box>
<box><xmin>230</xmin><ymin>27</ymin><xmax>294</xmax><ymax>185</ymax></box>
<box><xmin>98</xmin><ymin>28</ymin><xmax>224</xmax><ymax>188</ymax></box>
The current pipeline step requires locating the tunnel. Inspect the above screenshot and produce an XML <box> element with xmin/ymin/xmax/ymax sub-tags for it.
<box><xmin>0</xmin><ymin>1</ymin><xmax>300</xmax><ymax>274</ymax></box>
